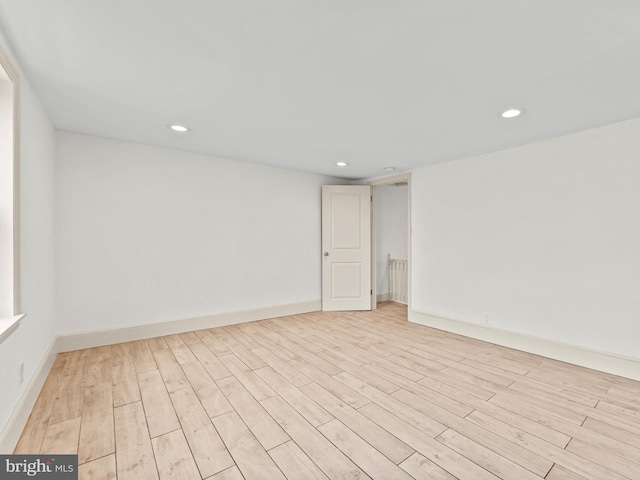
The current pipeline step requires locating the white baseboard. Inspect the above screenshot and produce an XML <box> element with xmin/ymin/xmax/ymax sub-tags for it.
<box><xmin>376</xmin><ymin>293</ymin><xmax>390</xmax><ymax>302</ymax></box>
<box><xmin>409</xmin><ymin>310</ymin><xmax>640</xmax><ymax>381</ymax></box>
<box><xmin>55</xmin><ymin>300</ymin><xmax>321</xmax><ymax>353</ymax></box>
<box><xmin>0</xmin><ymin>337</ymin><xmax>57</xmax><ymax>453</ymax></box>
<box><xmin>0</xmin><ymin>300</ymin><xmax>321</xmax><ymax>453</ymax></box>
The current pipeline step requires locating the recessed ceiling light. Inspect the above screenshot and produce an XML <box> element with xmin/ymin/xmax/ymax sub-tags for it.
<box><xmin>168</xmin><ymin>124</ymin><xmax>190</xmax><ymax>132</ymax></box>
<box><xmin>384</xmin><ymin>167</ymin><xmax>396</xmax><ymax>172</ymax></box>
<box><xmin>500</xmin><ymin>108</ymin><xmax>525</xmax><ymax>119</ymax></box>
<box><xmin>336</xmin><ymin>162</ymin><xmax>349</xmax><ymax>167</ymax></box>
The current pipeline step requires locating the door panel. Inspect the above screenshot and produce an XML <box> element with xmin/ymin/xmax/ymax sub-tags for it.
<box><xmin>331</xmin><ymin>263</ymin><xmax>362</xmax><ymax>298</ymax></box>
<box><xmin>330</xmin><ymin>195</ymin><xmax>362</xmax><ymax>249</ymax></box>
<box><xmin>322</xmin><ymin>185</ymin><xmax>371</xmax><ymax>311</ymax></box>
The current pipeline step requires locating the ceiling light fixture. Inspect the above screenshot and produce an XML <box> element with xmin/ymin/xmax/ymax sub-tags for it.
<box><xmin>336</xmin><ymin>162</ymin><xmax>349</xmax><ymax>167</ymax></box>
<box><xmin>384</xmin><ymin>167</ymin><xmax>396</xmax><ymax>172</ymax></box>
<box><xmin>500</xmin><ymin>107</ymin><xmax>525</xmax><ymax>119</ymax></box>
<box><xmin>168</xmin><ymin>124</ymin><xmax>190</xmax><ymax>132</ymax></box>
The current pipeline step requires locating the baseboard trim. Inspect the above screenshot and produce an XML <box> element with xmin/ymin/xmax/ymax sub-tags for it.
<box><xmin>376</xmin><ymin>293</ymin><xmax>390</xmax><ymax>302</ymax></box>
<box><xmin>0</xmin><ymin>336</ymin><xmax>57</xmax><ymax>453</ymax></box>
<box><xmin>409</xmin><ymin>310</ymin><xmax>640</xmax><ymax>381</ymax></box>
<box><xmin>55</xmin><ymin>300</ymin><xmax>322</xmax><ymax>353</ymax></box>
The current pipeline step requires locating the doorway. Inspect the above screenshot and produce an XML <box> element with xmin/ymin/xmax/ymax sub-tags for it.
<box><xmin>371</xmin><ymin>174</ymin><xmax>410</xmax><ymax>316</ymax></box>
<box><xmin>320</xmin><ymin>174</ymin><xmax>410</xmax><ymax>315</ymax></box>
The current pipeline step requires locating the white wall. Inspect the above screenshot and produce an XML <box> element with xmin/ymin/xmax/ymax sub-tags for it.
<box><xmin>56</xmin><ymin>132</ymin><xmax>344</xmax><ymax>335</ymax></box>
<box><xmin>0</xmin><ymin>36</ymin><xmax>57</xmax><ymax>439</ymax></box>
<box><xmin>375</xmin><ymin>185</ymin><xmax>408</xmax><ymax>296</ymax></box>
<box><xmin>411</xmin><ymin>117</ymin><xmax>640</xmax><ymax>360</ymax></box>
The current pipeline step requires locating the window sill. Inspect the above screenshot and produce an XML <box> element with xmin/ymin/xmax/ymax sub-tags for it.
<box><xmin>0</xmin><ymin>313</ymin><xmax>25</xmax><ymax>345</ymax></box>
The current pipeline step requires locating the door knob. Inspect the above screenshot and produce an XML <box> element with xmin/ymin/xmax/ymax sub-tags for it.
<box><xmin>324</xmin><ymin>252</ymin><xmax>329</xmax><ymax>256</ymax></box>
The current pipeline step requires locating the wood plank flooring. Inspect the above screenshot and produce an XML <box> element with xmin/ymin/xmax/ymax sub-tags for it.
<box><xmin>15</xmin><ymin>302</ymin><xmax>640</xmax><ymax>479</ymax></box>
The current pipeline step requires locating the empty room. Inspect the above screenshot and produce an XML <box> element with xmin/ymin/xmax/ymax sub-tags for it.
<box><xmin>1</xmin><ymin>2</ymin><xmax>639</xmax><ymax>479</ymax></box>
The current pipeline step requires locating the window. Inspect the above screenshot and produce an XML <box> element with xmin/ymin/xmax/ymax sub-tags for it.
<box><xmin>0</xmin><ymin>45</ymin><xmax>22</xmax><ymax>342</ymax></box>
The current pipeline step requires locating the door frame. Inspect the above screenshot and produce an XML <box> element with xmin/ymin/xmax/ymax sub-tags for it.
<box><xmin>369</xmin><ymin>173</ymin><xmax>411</xmax><ymax>311</ymax></box>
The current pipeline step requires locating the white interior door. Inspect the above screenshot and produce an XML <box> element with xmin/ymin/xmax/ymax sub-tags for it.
<box><xmin>322</xmin><ymin>185</ymin><xmax>372</xmax><ymax>311</ymax></box>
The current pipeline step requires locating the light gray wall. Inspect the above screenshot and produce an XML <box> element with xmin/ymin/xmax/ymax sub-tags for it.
<box><xmin>0</xmin><ymin>35</ymin><xmax>57</xmax><ymax>434</ymax></box>
<box><xmin>411</xmin><ymin>117</ymin><xmax>640</xmax><ymax>359</ymax></box>
<box><xmin>55</xmin><ymin>131</ymin><xmax>346</xmax><ymax>334</ymax></box>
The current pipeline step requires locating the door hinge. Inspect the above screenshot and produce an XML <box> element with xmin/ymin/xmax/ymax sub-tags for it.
<box><xmin>371</xmin><ymin>289</ymin><xmax>373</xmax><ymax>295</ymax></box>
<box><xmin>371</xmin><ymin>195</ymin><xmax>373</xmax><ymax>201</ymax></box>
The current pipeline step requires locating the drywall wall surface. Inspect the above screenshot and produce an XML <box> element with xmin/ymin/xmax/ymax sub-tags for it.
<box><xmin>0</xmin><ymin>34</ymin><xmax>56</xmax><ymax>437</ymax></box>
<box><xmin>411</xmin><ymin>117</ymin><xmax>640</xmax><ymax>359</ymax></box>
<box><xmin>56</xmin><ymin>132</ymin><xmax>345</xmax><ymax>334</ymax></box>
<box><xmin>375</xmin><ymin>185</ymin><xmax>408</xmax><ymax>295</ymax></box>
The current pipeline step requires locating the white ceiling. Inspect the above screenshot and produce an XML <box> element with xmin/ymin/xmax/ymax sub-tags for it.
<box><xmin>1</xmin><ymin>1</ymin><xmax>640</xmax><ymax>180</ymax></box>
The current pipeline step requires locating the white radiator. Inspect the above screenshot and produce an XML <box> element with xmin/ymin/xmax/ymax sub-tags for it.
<box><xmin>388</xmin><ymin>257</ymin><xmax>408</xmax><ymax>304</ymax></box>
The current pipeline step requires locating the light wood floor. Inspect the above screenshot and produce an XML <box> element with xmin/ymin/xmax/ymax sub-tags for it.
<box><xmin>15</xmin><ymin>302</ymin><xmax>640</xmax><ymax>479</ymax></box>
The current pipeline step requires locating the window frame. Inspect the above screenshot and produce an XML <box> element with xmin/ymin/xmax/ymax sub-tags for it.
<box><xmin>0</xmin><ymin>42</ymin><xmax>23</xmax><ymax>343</ymax></box>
